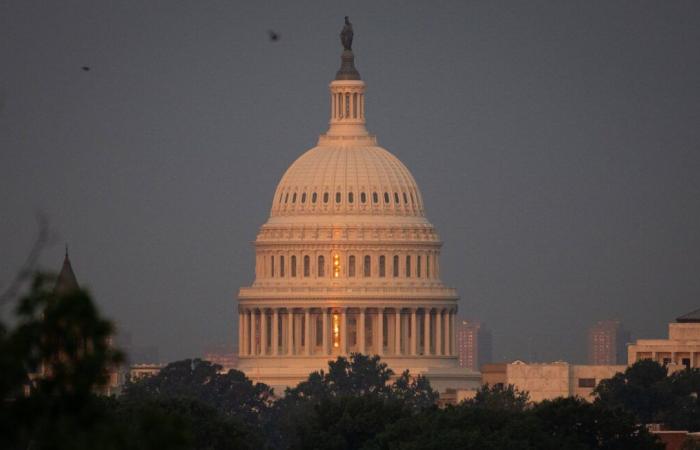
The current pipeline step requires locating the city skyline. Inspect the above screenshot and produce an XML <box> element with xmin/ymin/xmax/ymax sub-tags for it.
<box><xmin>2</xmin><ymin>2</ymin><xmax>699</xmax><ymax>363</ymax></box>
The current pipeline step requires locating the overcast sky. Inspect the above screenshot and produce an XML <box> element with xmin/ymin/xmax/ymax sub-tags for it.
<box><xmin>1</xmin><ymin>1</ymin><xmax>699</xmax><ymax>363</ymax></box>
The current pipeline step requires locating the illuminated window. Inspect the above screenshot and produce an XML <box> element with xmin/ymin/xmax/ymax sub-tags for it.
<box><xmin>364</xmin><ymin>255</ymin><xmax>371</xmax><ymax>277</ymax></box>
<box><xmin>393</xmin><ymin>255</ymin><xmax>399</xmax><ymax>277</ymax></box>
<box><xmin>349</xmin><ymin>255</ymin><xmax>356</xmax><ymax>277</ymax></box>
<box><xmin>291</xmin><ymin>255</ymin><xmax>297</xmax><ymax>277</ymax></box>
<box><xmin>333</xmin><ymin>253</ymin><xmax>340</xmax><ymax>278</ymax></box>
<box><xmin>318</xmin><ymin>255</ymin><xmax>325</xmax><ymax>277</ymax></box>
<box><xmin>333</xmin><ymin>313</ymin><xmax>340</xmax><ymax>348</ymax></box>
<box><xmin>304</xmin><ymin>255</ymin><xmax>310</xmax><ymax>277</ymax></box>
<box><xmin>405</xmin><ymin>255</ymin><xmax>411</xmax><ymax>277</ymax></box>
<box><xmin>379</xmin><ymin>255</ymin><xmax>386</xmax><ymax>277</ymax></box>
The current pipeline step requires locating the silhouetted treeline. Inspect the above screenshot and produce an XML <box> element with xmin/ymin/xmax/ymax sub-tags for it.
<box><xmin>4</xmin><ymin>273</ymin><xmax>700</xmax><ymax>449</ymax></box>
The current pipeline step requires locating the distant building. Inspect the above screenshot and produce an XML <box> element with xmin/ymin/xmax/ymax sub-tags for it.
<box><xmin>479</xmin><ymin>361</ymin><xmax>626</xmax><ymax>403</ymax></box>
<box><xmin>456</xmin><ymin>320</ymin><xmax>492</xmax><ymax>371</ymax></box>
<box><xmin>129</xmin><ymin>363</ymin><xmax>165</xmax><ymax>381</ymax></box>
<box><xmin>203</xmin><ymin>350</ymin><xmax>238</xmax><ymax>371</ymax></box>
<box><xmin>587</xmin><ymin>320</ymin><xmax>630</xmax><ymax>365</ymax></box>
<box><xmin>628</xmin><ymin>309</ymin><xmax>700</xmax><ymax>369</ymax></box>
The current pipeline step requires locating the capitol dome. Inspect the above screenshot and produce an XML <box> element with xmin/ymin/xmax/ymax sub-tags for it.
<box><xmin>236</xmin><ymin>21</ymin><xmax>479</xmax><ymax>393</ymax></box>
<box><xmin>270</xmin><ymin>145</ymin><xmax>425</xmax><ymax>220</ymax></box>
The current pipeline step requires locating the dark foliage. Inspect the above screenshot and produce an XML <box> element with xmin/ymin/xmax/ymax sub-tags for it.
<box><xmin>595</xmin><ymin>360</ymin><xmax>700</xmax><ymax>430</ymax></box>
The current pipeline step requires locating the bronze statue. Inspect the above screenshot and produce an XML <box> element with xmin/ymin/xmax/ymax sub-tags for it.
<box><xmin>340</xmin><ymin>16</ymin><xmax>353</xmax><ymax>50</ymax></box>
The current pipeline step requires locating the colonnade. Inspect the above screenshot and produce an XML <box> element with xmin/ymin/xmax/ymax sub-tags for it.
<box><xmin>238</xmin><ymin>306</ymin><xmax>456</xmax><ymax>358</ymax></box>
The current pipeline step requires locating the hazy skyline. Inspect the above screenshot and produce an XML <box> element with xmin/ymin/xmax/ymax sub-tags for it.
<box><xmin>1</xmin><ymin>1</ymin><xmax>699</xmax><ymax>363</ymax></box>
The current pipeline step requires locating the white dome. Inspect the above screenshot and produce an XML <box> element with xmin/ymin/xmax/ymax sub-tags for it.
<box><xmin>270</xmin><ymin>145</ymin><xmax>424</xmax><ymax>218</ymax></box>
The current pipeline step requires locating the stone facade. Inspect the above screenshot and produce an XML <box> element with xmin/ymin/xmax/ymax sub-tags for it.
<box><xmin>628</xmin><ymin>313</ymin><xmax>700</xmax><ymax>369</ymax></box>
<box><xmin>236</xmin><ymin>40</ymin><xmax>479</xmax><ymax>394</ymax></box>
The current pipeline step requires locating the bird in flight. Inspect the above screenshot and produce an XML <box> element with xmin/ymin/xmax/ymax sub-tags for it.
<box><xmin>267</xmin><ymin>30</ymin><xmax>280</xmax><ymax>42</ymax></box>
<box><xmin>82</xmin><ymin>66</ymin><xmax>90</xmax><ymax>71</ymax></box>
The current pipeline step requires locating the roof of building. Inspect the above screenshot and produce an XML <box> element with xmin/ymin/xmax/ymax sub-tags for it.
<box><xmin>677</xmin><ymin>308</ymin><xmax>700</xmax><ymax>323</ymax></box>
<box><xmin>54</xmin><ymin>250</ymin><xmax>79</xmax><ymax>295</ymax></box>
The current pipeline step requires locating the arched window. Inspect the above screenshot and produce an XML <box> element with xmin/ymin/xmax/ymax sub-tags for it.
<box><xmin>335</xmin><ymin>192</ymin><xmax>341</xmax><ymax>203</ymax></box>
<box><xmin>292</xmin><ymin>193</ymin><xmax>297</xmax><ymax>203</ymax></box>
<box><xmin>403</xmin><ymin>192</ymin><xmax>408</xmax><ymax>204</ymax></box>
<box><xmin>405</xmin><ymin>255</ymin><xmax>411</xmax><ymax>277</ymax></box>
<box><xmin>394</xmin><ymin>192</ymin><xmax>400</xmax><ymax>204</ymax></box>
<box><xmin>372</xmin><ymin>192</ymin><xmax>379</xmax><ymax>203</ymax></box>
<box><xmin>410</xmin><ymin>192</ymin><xmax>415</xmax><ymax>204</ymax></box>
<box><xmin>271</xmin><ymin>255</ymin><xmax>275</xmax><ymax>277</ymax></box>
<box><xmin>301</xmin><ymin>193</ymin><xmax>306</xmax><ymax>204</ymax></box>
<box><xmin>349</xmin><ymin>255</ymin><xmax>356</xmax><ymax>277</ymax></box>
<box><xmin>312</xmin><ymin>192</ymin><xmax>317</xmax><ymax>203</ymax></box>
<box><xmin>360</xmin><ymin>192</ymin><xmax>367</xmax><ymax>203</ymax></box>
<box><xmin>280</xmin><ymin>255</ymin><xmax>285</xmax><ymax>277</ymax></box>
<box><xmin>348</xmin><ymin>192</ymin><xmax>354</xmax><ymax>203</ymax></box>
<box><xmin>379</xmin><ymin>255</ymin><xmax>386</xmax><ymax>277</ymax></box>
<box><xmin>285</xmin><ymin>193</ymin><xmax>289</xmax><ymax>203</ymax></box>
<box><xmin>323</xmin><ymin>192</ymin><xmax>329</xmax><ymax>203</ymax></box>
<box><xmin>353</xmin><ymin>92</ymin><xmax>358</xmax><ymax>118</ymax></box>
<box><xmin>393</xmin><ymin>255</ymin><xmax>399</xmax><ymax>277</ymax></box>
<box><xmin>384</xmin><ymin>192</ymin><xmax>390</xmax><ymax>203</ymax></box>
<box><xmin>364</xmin><ymin>255</ymin><xmax>371</xmax><ymax>277</ymax></box>
<box><xmin>318</xmin><ymin>255</ymin><xmax>325</xmax><ymax>277</ymax></box>
<box><xmin>279</xmin><ymin>193</ymin><xmax>283</xmax><ymax>204</ymax></box>
<box><xmin>304</xmin><ymin>255</ymin><xmax>310</xmax><ymax>277</ymax></box>
<box><xmin>426</xmin><ymin>255</ymin><xmax>430</xmax><ymax>278</ymax></box>
<box><xmin>417</xmin><ymin>255</ymin><xmax>421</xmax><ymax>278</ymax></box>
<box><xmin>291</xmin><ymin>255</ymin><xmax>297</xmax><ymax>277</ymax></box>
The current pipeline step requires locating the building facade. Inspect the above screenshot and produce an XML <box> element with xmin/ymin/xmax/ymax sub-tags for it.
<box><xmin>236</xmin><ymin>25</ymin><xmax>479</xmax><ymax>393</ymax></box>
<box><xmin>480</xmin><ymin>361</ymin><xmax>626</xmax><ymax>403</ymax></box>
<box><xmin>628</xmin><ymin>309</ymin><xmax>700</xmax><ymax>369</ymax></box>
<box><xmin>456</xmin><ymin>319</ymin><xmax>492</xmax><ymax>371</ymax></box>
<box><xmin>587</xmin><ymin>320</ymin><xmax>630</xmax><ymax>365</ymax></box>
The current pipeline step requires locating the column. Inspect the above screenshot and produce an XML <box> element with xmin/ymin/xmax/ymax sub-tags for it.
<box><xmin>423</xmin><ymin>308</ymin><xmax>431</xmax><ymax>355</ymax></box>
<box><xmin>394</xmin><ymin>309</ymin><xmax>401</xmax><ymax>355</ymax></box>
<box><xmin>410</xmin><ymin>308</ymin><xmax>417</xmax><ymax>355</ymax></box>
<box><xmin>287</xmin><ymin>309</ymin><xmax>294</xmax><ymax>355</ymax></box>
<box><xmin>358</xmin><ymin>308</ymin><xmax>366</xmax><ymax>354</ymax></box>
<box><xmin>322</xmin><ymin>308</ymin><xmax>329</xmax><ymax>355</ymax></box>
<box><xmin>377</xmin><ymin>308</ymin><xmax>384</xmax><ymax>356</ymax></box>
<box><xmin>305</xmin><ymin>309</ymin><xmax>312</xmax><ymax>355</ymax></box>
<box><xmin>261</xmin><ymin>309</ymin><xmax>268</xmax><ymax>356</ymax></box>
<box><xmin>450</xmin><ymin>310</ymin><xmax>456</xmax><ymax>356</ymax></box>
<box><xmin>443</xmin><ymin>310</ymin><xmax>450</xmax><ymax>356</ymax></box>
<box><xmin>436</xmin><ymin>309</ymin><xmax>443</xmax><ymax>356</ymax></box>
<box><xmin>272</xmin><ymin>309</ymin><xmax>279</xmax><ymax>356</ymax></box>
<box><xmin>247</xmin><ymin>310</ymin><xmax>253</xmax><ymax>355</ymax></box>
<box><xmin>340</xmin><ymin>308</ymin><xmax>348</xmax><ymax>354</ymax></box>
<box><xmin>238</xmin><ymin>312</ymin><xmax>243</xmax><ymax>356</ymax></box>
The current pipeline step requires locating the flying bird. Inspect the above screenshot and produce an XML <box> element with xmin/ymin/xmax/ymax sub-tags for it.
<box><xmin>268</xmin><ymin>30</ymin><xmax>280</xmax><ymax>42</ymax></box>
<box><xmin>81</xmin><ymin>66</ymin><xmax>90</xmax><ymax>71</ymax></box>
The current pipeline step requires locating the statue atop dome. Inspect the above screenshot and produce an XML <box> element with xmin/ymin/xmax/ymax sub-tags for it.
<box><xmin>340</xmin><ymin>16</ymin><xmax>353</xmax><ymax>50</ymax></box>
<box><xmin>335</xmin><ymin>16</ymin><xmax>360</xmax><ymax>80</ymax></box>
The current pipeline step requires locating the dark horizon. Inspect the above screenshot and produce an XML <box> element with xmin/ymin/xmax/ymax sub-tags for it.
<box><xmin>1</xmin><ymin>1</ymin><xmax>699</xmax><ymax>363</ymax></box>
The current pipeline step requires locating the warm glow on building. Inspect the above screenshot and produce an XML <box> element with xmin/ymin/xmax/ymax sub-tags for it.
<box><xmin>333</xmin><ymin>313</ymin><xmax>340</xmax><ymax>348</ymax></box>
<box><xmin>333</xmin><ymin>253</ymin><xmax>340</xmax><ymax>278</ymax></box>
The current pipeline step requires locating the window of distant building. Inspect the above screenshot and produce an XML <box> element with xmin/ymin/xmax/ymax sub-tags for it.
<box><xmin>578</xmin><ymin>378</ymin><xmax>596</xmax><ymax>388</ymax></box>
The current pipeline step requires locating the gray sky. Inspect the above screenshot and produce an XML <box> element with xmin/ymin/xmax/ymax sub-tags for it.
<box><xmin>1</xmin><ymin>1</ymin><xmax>699</xmax><ymax>363</ymax></box>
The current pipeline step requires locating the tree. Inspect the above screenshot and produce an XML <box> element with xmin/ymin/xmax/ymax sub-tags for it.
<box><xmin>122</xmin><ymin>358</ymin><xmax>273</xmax><ymax>426</ymax></box>
<box><xmin>594</xmin><ymin>360</ymin><xmax>673</xmax><ymax>424</ymax></box>
<box><xmin>465</xmin><ymin>383</ymin><xmax>530</xmax><ymax>412</ymax></box>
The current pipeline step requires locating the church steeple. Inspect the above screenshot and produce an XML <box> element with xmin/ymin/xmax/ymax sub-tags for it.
<box><xmin>54</xmin><ymin>246</ymin><xmax>79</xmax><ymax>295</ymax></box>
